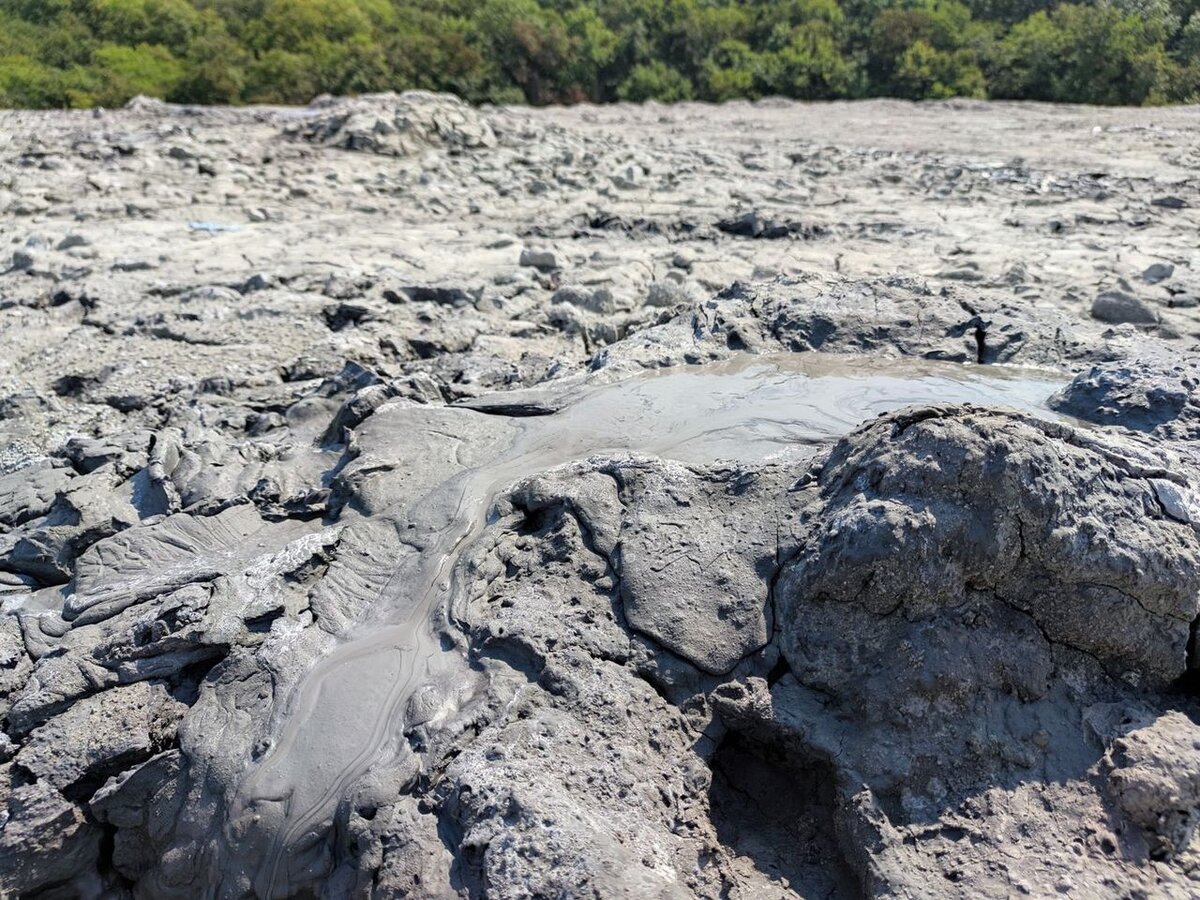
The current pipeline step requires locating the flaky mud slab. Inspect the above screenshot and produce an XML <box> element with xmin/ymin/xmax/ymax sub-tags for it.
<box><xmin>1</xmin><ymin>93</ymin><xmax>1200</xmax><ymax>898</ymax></box>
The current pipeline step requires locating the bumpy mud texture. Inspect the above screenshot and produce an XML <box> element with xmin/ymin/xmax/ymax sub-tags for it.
<box><xmin>2</xmin><ymin>92</ymin><xmax>1200</xmax><ymax>898</ymax></box>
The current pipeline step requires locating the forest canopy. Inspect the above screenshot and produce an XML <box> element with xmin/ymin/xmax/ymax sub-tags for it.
<box><xmin>1</xmin><ymin>0</ymin><xmax>1198</xmax><ymax>108</ymax></box>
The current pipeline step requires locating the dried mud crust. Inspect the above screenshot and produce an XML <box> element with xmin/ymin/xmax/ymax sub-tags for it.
<box><xmin>1</xmin><ymin>93</ymin><xmax>1200</xmax><ymax>898</ymax></box>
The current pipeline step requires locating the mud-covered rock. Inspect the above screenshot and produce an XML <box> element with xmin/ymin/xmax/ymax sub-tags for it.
<box><xmin>590</xmin><ymin>274</ymin><xmax>1155</xmax><ymax>377</ymax></box>
<box><xmin>14</xmin><ymin>681</ymin><xmax>186</xmax><ymax>795</ymax></box>
<box><xmin>778</xmin><ymin>407</ymin><xmax>1200</xmax><ymax>690</ymax></box>
<box><xmin>0</xmin><ymin>776</ymin><xmax>101</xmax><ymax>896</ymax></box>
<box><xmin>1107</xmin><ymin>711</ymin><xmax>1200</xmax><ymax>860</ymax></box>
<box><xmin>1092</xmin><ymin>289</ymin><xmax>1159</xmax><ymax>325</ymax></box>
<box><xmin>714</xmin><ymin>405</ymin><xmax>1200</xmax><ymax>895</ymax></box>
<box><xmin>89</xmin><ymin>750</ymin><xmax>187</xmax><ymax>881</ymax></box>
<box><xmin>617</xmin><ymin>460</ymin><xmax>779</xmax><ymax>674</ymax></box>
<box><xmin>0</xmin><ymin>616</ymin><xmax>32</xmax><ymax>723</ymax></box>
<box><xmin>66</xmin><ymin>504</ymin><xmax>314</xmax><ymax>625</ymax></box>
<box><xmin>1051</xmin><ymin>358</ymin><xmax>1200</xmax><ymax>438</ymax></box>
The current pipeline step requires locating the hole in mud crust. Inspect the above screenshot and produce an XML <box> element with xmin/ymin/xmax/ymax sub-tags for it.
<box><xmin>708</xmin><ymin>732</ymin><xmax>858</xmax><ymax>899</ymax></box>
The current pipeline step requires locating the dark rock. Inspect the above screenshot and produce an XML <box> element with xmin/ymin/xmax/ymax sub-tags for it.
<box><xmin>519</xmin><ymin>248</ymin><xmax>558</xmax><ymax>271</ymax></box>
<box><xmin>322</xmin><ymin>302</ymin><xmax>375</xmax><ymax>331</ymax></box>
<box><xmin>1142</xmin><ymin>263</ymin><xmax>1175</xmax><ymax>284</ymax></box>
<box><xmin>1091</xmin><ymin>290</ymin><xmax>1158</xmax><ymax>325</ymax></box>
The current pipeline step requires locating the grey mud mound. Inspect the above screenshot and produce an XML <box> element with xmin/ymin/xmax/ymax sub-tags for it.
<box><xmin>2</xmin><ymin>91</ymin><xmax>1200</xmax><ymax>898</ymax></box>
<box><xmin>287</xmin><ymin>91</ymin><xmax>498</xmax><ymax>156</ymax></box>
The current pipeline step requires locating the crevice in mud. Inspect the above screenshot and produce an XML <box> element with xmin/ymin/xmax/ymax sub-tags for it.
<box><xmin>60</xmin><ymin>747</ymin><xmax>160</xmax><ymax>805</ymax></box>
<box><xmin>436</xmin><ymin>803</ymin><xmax>481</xmax><ymax>899</ymax></box>
<box><xmin>766</xmin><ymin>655</ymin><xmax>792</xmax><ymax>687</ymax></box>
<box><xmin>469</xmin><ymin>632</ymin><xmax>545</xmax><ymax>685</ymax></box>
<box><xmin>1172</xmin><ymin>615</ymin><xmax>1200</xmax><ymax>697</ymax></box>
<box><xmin>95</xmin><ymin>821</ymin><xmax>134</xmax><ymax>895</ymax></box>
<box><xmin>513</xmin><ymin>502</ymin><xmax>559</xmax><ymax>538</ymax></box>
<box><xmin>170</xmin><ymin>653</ymin><xmax>230</xmax><ymax>706</ymax></box>
<box><xmin>724</xmin><ymin>325</ymin><xmax>751</xmax><ymax>350</ymax></box>
<box><xmin>459</xmin><ymin>401</ymin><xmax>558</xmax><ymax>418</ymax></box>
<box><xmin>245</xmin><ymin>607</ymin><xmax>285</xmax><ymax>634</ymax></box>
<box><xmin>708</xmin><ymin>730</ymin><xmax>858</xmax><ymax>899</ymax></box>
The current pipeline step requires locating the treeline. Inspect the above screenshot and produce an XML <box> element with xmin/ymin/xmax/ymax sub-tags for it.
<box><xmin>1</xmin><ymin>0</ymin><xmax>1199</xmax><ymax>109</ymax></box>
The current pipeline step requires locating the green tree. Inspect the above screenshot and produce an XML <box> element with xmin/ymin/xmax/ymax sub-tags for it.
<box><xmin>80</xmin><ymin>42</ymin><xmax>185</xmax><ymax>106</ymax></box>
<box><xmin>1109</xmin><ymin>0</ymin><xmax>1181</xmax><ymax>39</ymax></box>
<box><xmin>758</xmin><ymin>1</ymin><xmax>861</xmax><ymax>99</ymax></box>
<box><xmin>700</xmin><ymin>39</ymin><xmax>761</xmax><ymax>101</ymax></box>
<box><xmin>471</xmin><ymin>0</ymin><xmax>574</xmax><ymax>103</ymax></box>
<box><xmin>0</xmin><ymin>0</ymin><xmax>73</xmax><ymax>26</ymax></box>
<box><xmin>83</xmin><ymin>0</ymin><xmax>203</xmax><ymax>52</ymax></box>
<box><xmin>381</xmin><ymin>10</ymin><xmax>484</xmax><ymax>99</ymax></box>
<box><xmin>670</xmin><ymin>1</ymin><xmax>754</xmax><ymax>78</ymax></box>
<box><xmin>0</xmin><ymin>54</ymin><xmax>70</xmax><ymax>107</ymax></box>
<box><xmin>618</xmin><ymin>60</ymin><xmax>693</xmax><ymax>101</ymax></box>
<box><xmin>1172</xmin><ymin>15</ymin><xmax>1200</xmax><ymax>100</ymax></box>
<box><xmin>965</xmin><ymin>0</ymin><xmax>1056</xmax><ymax>26</ymax></box>
<box><xmin>0</xmin><ymin>0</ymin><xmax>1196</xmax><ymax>108</ymax></box>
<box><xmin>244</xmin><ymin>48</ymin><xmax>320</xmax><ymax>103</ymax></box>
<box><xmin>867</xmin><ymin>0</ymin><xmax>994</xmax><ymax>97</ymax></box>
<box><xmin>561</xmin><ymin>6</ymin><xmax>620</xmax><ymax>99</ymax></box>
<box><xmin>1179</xmin><ymin>12</ymin><xmax>1200</xmax><ymax>61</ymax></box>
<box><xmin>244</xmin><ymin>0</ymin><xmax>373</xmax><ymax>51</ymax></box>
<box><xmin>896</xmin><ymin>39</ymin><xmax>986</xmax><ymax>97</ymax></box>
<box><xmin>172</xmin><ymin>13</ymin><xmax>247</xmax><ymax>103</ymax></box>
<box><xmin>994</xmin><ymin>3</ymin><xmax>1176</xmax><ymax>103</ymax></box>
<box><xmin>988</xmin><ymin>9</ymin><xmax>1062</xmax><ymax>98</ymax></box>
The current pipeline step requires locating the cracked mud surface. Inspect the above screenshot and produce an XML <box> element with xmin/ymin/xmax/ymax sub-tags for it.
<box><xmin>2</xmin><ymin>92</ymin><xmax>1200</xmax><ymax>898</ymax></box>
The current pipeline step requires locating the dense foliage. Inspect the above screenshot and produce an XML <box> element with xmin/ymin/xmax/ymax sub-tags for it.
<box><xmin>2</xmin><ymin>0</ymin><xmax>1199</xmax><ymax>108</ymax></box>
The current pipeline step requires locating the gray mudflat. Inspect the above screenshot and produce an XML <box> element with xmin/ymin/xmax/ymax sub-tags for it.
<box><xmin>2</xmin><ymin>92</ymin><xmax>1200</xmax><ymax>899</ymax></box>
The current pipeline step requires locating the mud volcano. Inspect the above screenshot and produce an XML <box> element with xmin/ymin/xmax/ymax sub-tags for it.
<box><xmin>2</xmin><ymin>94</ymin><xmax>1200</xmax><ymax>898</ymax></box>
<box><xmin>224</xmin><ymin>356</ymin><xmax>1068</xmax><ymax>894</ymax></box>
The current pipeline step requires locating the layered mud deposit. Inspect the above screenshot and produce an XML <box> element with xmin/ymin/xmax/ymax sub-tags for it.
<box><xmin>2</xmin><ymin>93</ymin><xmax>1200</xmax><ymax>898</ymax></box>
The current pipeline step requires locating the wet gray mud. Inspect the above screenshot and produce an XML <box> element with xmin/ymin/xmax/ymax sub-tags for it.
<box><xmin>4</xmin><ymin>93</ymin><xmax>1200</xmax><ymax>899</ymax></box>
<box><xmin>232</xmin><ymin>355</ymin><xmax>1068</xmax><ymax>895</ymax></box>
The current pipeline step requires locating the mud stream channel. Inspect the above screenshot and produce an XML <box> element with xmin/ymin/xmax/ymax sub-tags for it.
<box><xmin>230</xmin><ymin>353</ymin><xmax>1070</xmax><ymax>894</ymax></box>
